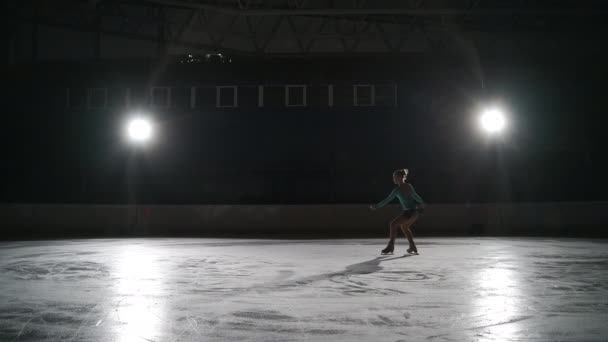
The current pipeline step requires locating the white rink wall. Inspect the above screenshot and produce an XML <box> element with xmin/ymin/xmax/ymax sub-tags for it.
<box><xmin>1</xmin><ymin>203</ymin><xmax>608</xmax><ymax>237</ymax></box>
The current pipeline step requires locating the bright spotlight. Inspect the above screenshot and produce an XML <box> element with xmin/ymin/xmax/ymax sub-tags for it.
<box><xmin>126</xmin><ymin>117</ymin><xmax>153</xmax><ymax>143</ymax></box>
<box><xmin>479</xmin><ymin>108</ymin><xmax>506</xmax><ymax>134</ymax></box>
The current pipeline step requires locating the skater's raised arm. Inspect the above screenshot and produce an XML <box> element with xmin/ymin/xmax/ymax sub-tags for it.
<box><xmin>370</xmin><ymin>188</ymin><xmax>399</xmax><ymax>210</ymax></box>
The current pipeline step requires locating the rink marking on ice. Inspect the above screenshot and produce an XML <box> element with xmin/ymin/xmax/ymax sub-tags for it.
<box><xmin>426</xmin><ymin>313</ymin><xmax>536</xmax><ymax>340</ymax></box>
<box><xmin>465</xmin><ymin>314</ymin><xmax>534</xmax><ymax>331</ymax></box>
<box><xmin>168</xmin><ymin>314</ymin><xmax>207</xmax><ymax>342</ymax></box>
<box><xmin>187</xmin><ymin>316</ymin><xmax>203</xmax><ymax>337</ymax></box>
<box><xmin>68</xmin><ymin>303</ymin><xmax>98</xmax><ymax>342</ymax></box>
<box><xmin>10</xmin><ymin>316</ymin><xmax>34</xmax><ymax>342</ymax></box>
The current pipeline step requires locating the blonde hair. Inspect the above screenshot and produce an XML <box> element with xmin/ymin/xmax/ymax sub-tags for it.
<box><xmin>393</xmin><ymin>168</ymin><xmax>409</xmax><ymax>182</ymax></box>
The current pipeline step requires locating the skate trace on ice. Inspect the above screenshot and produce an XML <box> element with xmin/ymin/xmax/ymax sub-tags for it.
<box><xmin>0</xmin><ymin>238</ymin><xmax>607</xmax><ymax>341</ymax></box>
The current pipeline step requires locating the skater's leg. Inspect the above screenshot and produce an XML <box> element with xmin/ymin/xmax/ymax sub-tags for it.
<box><xmin>403</xmin><ymin>227</ymin><xmax>416</xmax><ymax>251</ymax></box>
<box><xmin>389</xmin><ymin>216</ymin><xmax>409</xmax><ymax>242</ymax></box>
<box><xmin>383</xmin><ymin>215</ymin><xmax>409</xmax><ymax>254</ymax></box>
<box><xmin>399</xmin><ymin>218</ymin><xmax>415</xmax><ymax>245</ymax></box>
<box><xmin>400</xmin><ymin>214</ymin><xmax>419</xmax><ymax>253</ymax></box>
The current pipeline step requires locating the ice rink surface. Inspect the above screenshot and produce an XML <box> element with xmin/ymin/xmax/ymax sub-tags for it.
<box><xmin>0</xmin><ymin>238</ymin><xmax>607</xmax><ymax>341</ymax></box>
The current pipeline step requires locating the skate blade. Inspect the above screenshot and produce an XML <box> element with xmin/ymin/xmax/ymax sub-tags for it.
<box><xmin>381</xmin><ymin>252</ymin><xmax>394</xmax><ymax>255</ymax></box>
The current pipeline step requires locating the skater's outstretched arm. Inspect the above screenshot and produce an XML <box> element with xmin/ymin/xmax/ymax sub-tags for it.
<box><xmin>370</xmin><ymin>188</ymin><xmax>398</xmax><ymax>210</ymax></box>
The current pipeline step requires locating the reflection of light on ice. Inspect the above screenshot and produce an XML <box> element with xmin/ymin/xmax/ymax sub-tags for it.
<box><xmin>473</xmin><ymin>264</ymin><xmax>522</xmax><ymax>339</ymax></box>
<box><xmin>113</xmin><ymin>248</ymin><xmax>165</xmax><ymax>342</ymax></box>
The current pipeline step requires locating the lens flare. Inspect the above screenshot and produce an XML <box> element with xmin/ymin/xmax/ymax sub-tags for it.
<box><xmin>480</xmin><ymin>108</ymin><xmax>506</xmax><ymax>134</ymax></box>
<box><xmin>126</xmin><ymin>118</ymin><xmax>153</xmax><ymax>143</ymax></box>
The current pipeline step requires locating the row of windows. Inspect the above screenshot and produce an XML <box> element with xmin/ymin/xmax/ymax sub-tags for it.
<box><xmin>65</xmin><ymin>84</ymin><xmax>398</xmax><ymax>109</ymax></box>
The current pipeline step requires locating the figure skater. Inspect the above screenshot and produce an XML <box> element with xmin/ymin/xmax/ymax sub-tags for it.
<box><xmin>370</xmin><ymin>169</ymin><xmax>425</xmax><ymax>255</ymax></box>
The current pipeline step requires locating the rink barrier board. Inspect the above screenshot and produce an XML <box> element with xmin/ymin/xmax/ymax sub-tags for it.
<box><xmin>1</xmin><ymin>203</ymin><xmax>607</xmax><ymax>238</ymax></box>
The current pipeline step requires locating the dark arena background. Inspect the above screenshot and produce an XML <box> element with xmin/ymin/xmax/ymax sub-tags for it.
<box><xmin>1</xmin><ymin>1</ymin><xmax>608</xmax><ymax>341</ymax></box>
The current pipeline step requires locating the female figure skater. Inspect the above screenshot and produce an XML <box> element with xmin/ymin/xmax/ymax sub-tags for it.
<box><xmin>370</xmin><ymin>169</ymin><xmax>424</xmax><ymax>255</ymax></box>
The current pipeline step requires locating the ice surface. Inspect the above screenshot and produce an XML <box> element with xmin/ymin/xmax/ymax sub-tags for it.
<box><xmin>0</xmin><ymin>238</ymin><xmax>607</xmax><ymax>341</ymax></box>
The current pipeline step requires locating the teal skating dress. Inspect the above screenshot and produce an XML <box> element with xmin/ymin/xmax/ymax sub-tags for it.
<box><xmin>375</xmin><ymin>183</ymin><xmax>424</xmax><ymax>211</ymax></box>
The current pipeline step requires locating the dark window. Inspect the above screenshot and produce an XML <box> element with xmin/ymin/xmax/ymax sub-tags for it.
<box><xmin>216</xmin><ymin>86</ymin><xmax>238</xmax><ymax>107</ymax></box>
